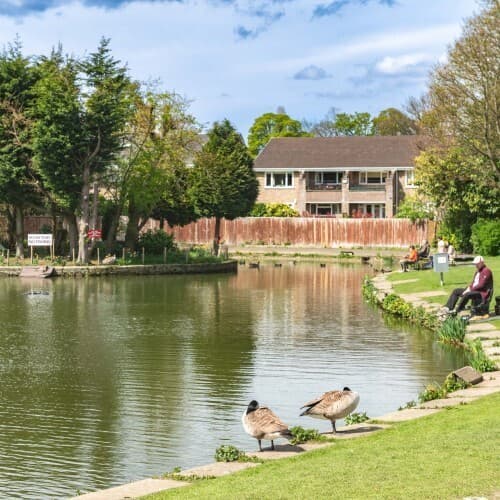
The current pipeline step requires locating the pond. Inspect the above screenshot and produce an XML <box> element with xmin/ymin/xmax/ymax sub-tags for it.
<box><xmin>0</xmin><ymin>263</ymin><xmax>464</xmax><ymax>498</ymax></box>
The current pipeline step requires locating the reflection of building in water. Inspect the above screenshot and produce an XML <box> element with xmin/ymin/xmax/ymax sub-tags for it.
<box><xmin>233</xmin><ymin>264</ymin><xmax>368</xmax><ymax>343</ymax></box>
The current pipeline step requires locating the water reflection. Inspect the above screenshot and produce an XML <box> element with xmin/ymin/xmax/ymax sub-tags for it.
<box><xmin>0</xmin><ymin>265</ymin><xmax>463</xmax><ymax>498</ymax></box>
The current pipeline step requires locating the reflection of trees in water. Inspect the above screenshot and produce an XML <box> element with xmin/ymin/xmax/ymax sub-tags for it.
<box><xmin>188</xmin><ymin>275</ymin><xmax>257</xmax><ymax>404</ymax></box>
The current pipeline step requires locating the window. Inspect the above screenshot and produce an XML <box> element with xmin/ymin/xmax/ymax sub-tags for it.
<box><xmin>360</xmin><ymin>171</ymin><xmax>386</xmax><ymax>184</ymax></box>
<box><xmin>265</xmin><ymin>172</ymin><xmax>293</xmax><ymax>188</ymax></box>
<box><xmin>405</xmin><ymin>170</ymin><xmax>415</xmax><ymax>187</ymax></box>
<box><xmin>314</xmin><ymin>172</ymin><xmax>343</xmax><ymax>185</ymax></box>
<box><xmin>306</xmin><ymin>203</ymin><xmax>341</xmax><ymax>216</ymax></box>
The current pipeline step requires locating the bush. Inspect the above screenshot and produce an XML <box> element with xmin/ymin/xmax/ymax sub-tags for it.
<box><xmin>214</xmin><ymin>445</ymin><xmax>245</xmax><ymax>462</ymax></box>
<box><xmin>250</xmin><ymin>202</ymin><xmax>299</xmax><ymax>217</ymax></box>
<box><xmin>395</xmin><ymin>195</ymin><xmax>434</xmax><ymax>222</ymax></box>
<box><xmin>437</xmin><ymin>316</ymin><xmax>467</xmax><ymax>345</ymax></box>
<box><xmin>418</xmin><ymin>382</ymin><xmax>446</xmax><ymax>403</ymax></box>
<box><xmin>289</xmin><ymin>426</ymin><xmax>325</xmax><ymax>445</ymax></box>
<box><xmin>471</xmin><ymin>219</ymin><xmax>500</xmax><ymax>256</ymax></box>
<box><xmin>344</xmin><ymin>412</ymin><xmax>370</xmax><ymax>425</ymax></box>
<box><xmin>465</xmin><ymin>339</ymin><xmax>497</xmax><ymax>372</ymax></box>
<box><xmin>137</xmin><ymin>230</ymin><xmax>177</xmax><ymax>255</ymax></box>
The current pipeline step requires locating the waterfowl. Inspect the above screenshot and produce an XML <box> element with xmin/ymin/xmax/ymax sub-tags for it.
<box><xmin>300</xmin><ymin>387</ymin><xmax>360</xmax><ymax>433</ymax></box>
<box><xmin>242</xmin><ymin>400</ymin><xmax>292</xmax><ymax>451</ymax></box>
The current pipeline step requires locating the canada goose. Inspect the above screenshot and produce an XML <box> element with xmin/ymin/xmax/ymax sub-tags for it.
<box><xmin>320</xmin><ymin>263</ymin><xmax>326</xmax><ymax>268</ymax></box>
<box><xmin>300</xmin><ymin>387</ymin><xmax>360</xmax><ymax>433</ymax></box>
<box><xmin>248</xmin><ymin>261</ymin><xmax>260</xmax><ymax>268</ymax></box>
<box><xmin>242</xmin><ymin>400</ymin><xmax>293</xmax><ymax>451</ymax></box>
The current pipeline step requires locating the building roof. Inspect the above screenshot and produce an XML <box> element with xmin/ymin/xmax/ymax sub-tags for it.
<box><xmin>253</xmin><ymin>135</ymin><xmax>424</xmax><ymax>170</ymax></box>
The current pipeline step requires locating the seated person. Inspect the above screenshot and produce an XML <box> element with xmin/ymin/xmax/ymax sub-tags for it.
<box><xmin>447</xmin><ymin>243</ymin><xmax>456</xmax><ymax>265</ymax></box>
<box><xmin>399</xmin><ymin>245</ymin><xmax>418</xmax><ymax>272</ymax></box>
<box><xmin>418</xmin><ymin>239</ymin><xmax>430</xmax><ymax>259</ymax></box>
<box><xmin>441</xmin><ymin>256</ymin><xmax>493</xmax><ymax>314</ymax></box>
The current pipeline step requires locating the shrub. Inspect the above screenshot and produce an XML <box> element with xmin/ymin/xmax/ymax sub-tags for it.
<box><xmin>437</xmin><ymin>316</ymin><xmax>467</xmax><ymax>345</ymax></box>
<box><xmin>395</xmin><ymin>194</ymin><xmax>434</xmax><ymax>222</ymax></box>
<box><xmin>471</xmin><ymin>219</ymin><xmax>500</xmax><ymax>256</ymax></box>
<box><xmin>289</xmin><ymin>426</ymin><xmax>325</xmax><ymax>445</ymax></box>
<box><xmin>214</xmin><ymin>445</ymin><xmax>244</xmax><ymax>462</ymax></box>
<box><xmin>465</xmin><ymin>339</ymin><xmax>497</xmax><ymax>372</ymax></box>
<box><xmin>344</xmin><ymin>412</ymin><xmax>369</xmax><ymax>425</ymax></box>
<box><xmin>250</xmin><ymin>202</ymin><xmax>299</xmax><ymax>217</ymax></box>
<box><xmin>442</xmin><ymin>373</ymin><xmax>469</xmax><ymax>393</ymax></box>
<box><xmin>137</xmin><ymin>230</ymin><xmax>177</xmax><ymax>255</ymax></box>
<box><xmin>418</xmin><ymin>382</ymin><xmax>446</xmax><ymax>403</ymax></box>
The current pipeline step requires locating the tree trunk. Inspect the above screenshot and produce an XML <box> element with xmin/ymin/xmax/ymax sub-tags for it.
<box><xmin>64</xmin><ymin>213</ymin><xmax>78</xmax><ymax>258</ymax></box>
<box><xmin>105</xmin><ymin>207</ymin><xmax>122</xmax><ymax>253</ymax></box>
<box><xmin>77</xmin><ymin>163</ymin><xmax>90</xmax><ymax>263</ymax></box>
<box><xmin>213</xmin><ymin>217</ymin><xmax>221</xmax><ymax>256</ymax></box>
<box><xmin>125</xmin><ymin>202</ymin><xmax>140</xmax><ymax>251</ymax></box>
<box><xmin>89</xmin><ymin>180</ymin><xmax>99</xmax><ymax>253</ymax></box>
<box><xmin>5</xmin><ymin>205</ymin><xmax>15</xmax><ymax>249</ymax></box>
<box><xmin>15</xmin><ymin>204</ymin><xmax>24</xmax><ymax>258</ymax></box>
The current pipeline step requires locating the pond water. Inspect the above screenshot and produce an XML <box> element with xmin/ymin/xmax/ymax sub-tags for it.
<box><xmin>0</xmin><ymin>263</ymin><xmax>464</xmax><ymax>498</ymax></box>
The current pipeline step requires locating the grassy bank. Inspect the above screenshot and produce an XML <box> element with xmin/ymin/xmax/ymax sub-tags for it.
<box><xmin>147</xmin><ymin>393</ymin><xmax>500</xmax><ymax>500</ymax></box>
<box><xmin>386</xmin><ymin>256</ymin><xmax>500</xmax><ymax>306</ymax></box>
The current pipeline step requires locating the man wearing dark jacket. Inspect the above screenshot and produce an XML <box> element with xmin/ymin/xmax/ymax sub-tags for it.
<box><xmin>442</xmin><ymin>256</ymin><xmax>493</xmax><ymax>313</ymax></box>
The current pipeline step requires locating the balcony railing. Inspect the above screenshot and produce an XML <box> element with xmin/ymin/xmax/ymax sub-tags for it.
<box><xmin>306</xmin><ymin>183</ymin><xmax>342</xmax><ymax>191</ymax></box>
<box><xmin>349</xmin><ymin>184</ymin><xmax>386</xmax><ymax>191</ymax></box>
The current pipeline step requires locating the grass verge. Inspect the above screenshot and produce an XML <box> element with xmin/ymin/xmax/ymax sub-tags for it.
<box><xmin>386</xmin><ymin>256</ymin><xmax>500</xmax><ymax>299</ymax></box>
<box><xmin>145</xmin><ymin>393</ymin><xmax>500</xmax><ymax>500</ymax></box>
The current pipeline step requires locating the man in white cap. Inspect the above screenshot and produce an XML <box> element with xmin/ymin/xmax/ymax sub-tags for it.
<box><xmin>441</xmin><ymin>256</ymin><xmax>493</xmax><ymax>314</ymax></box>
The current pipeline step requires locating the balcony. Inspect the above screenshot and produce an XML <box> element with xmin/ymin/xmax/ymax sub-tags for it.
<box><xmin>306</xmin><ymin>183</ymin><xmax>342</xmax><ymax>191</ymax></box>
<box><xmin>349</xmin><ymin>184</ymin><xmax>385</xmax><ymax>191</ymax></box>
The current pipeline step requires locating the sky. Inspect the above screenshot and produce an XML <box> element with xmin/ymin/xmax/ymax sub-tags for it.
<box><xmin>0</xmin><ymin>0</ymin><xmax>479</xmax><ymax>139</ymax></box>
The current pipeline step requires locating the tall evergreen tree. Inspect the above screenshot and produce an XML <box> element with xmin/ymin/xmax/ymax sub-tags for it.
<box><xmin>189</xmin><ymin>119</ymin><xmax>258</xmax><ymax>255</ymax></box>
<box><xmin>0</xmin><ymin>40</ymin><xmax>41</xmax><ymax>257</ymax></box>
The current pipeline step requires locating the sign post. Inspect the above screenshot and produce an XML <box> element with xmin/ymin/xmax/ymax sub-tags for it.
<box><xmin>28</xmin><ymin>234</ymin><xmax>53</xmax><ymax>262</ymax></box>
<box><xmin>433</xmin><ymin>252</ymin><xmax>449</xmax><ymax>286</ymax></box>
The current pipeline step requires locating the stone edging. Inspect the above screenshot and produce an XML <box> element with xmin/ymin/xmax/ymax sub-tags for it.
<box><xmin>72</xmin><ymin>271</ymin><xmax>500</xmax><ymax>499</ymax></box>
<box><xmin>0</xmin><ymin>260</ymin><xmax>237</xmax><ymax>277</ymax></box>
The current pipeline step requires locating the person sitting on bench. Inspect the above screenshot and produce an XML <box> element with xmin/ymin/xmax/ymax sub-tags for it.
<box><xmin>441</xmin><ymin>256</ymin><xmax>493</xmax><ymax>315</ymax></box>
<box><xmin>418</xmin><ymin>239</ymin><xmax>430</xmax><ymax>259</ymax></box>
<box><xmin>400</xmin><ymin>245</ymin><xmax>418</xmax><ymax>272</ymax></box>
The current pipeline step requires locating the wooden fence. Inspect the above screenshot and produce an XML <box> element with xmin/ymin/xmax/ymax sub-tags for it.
<box><xmin>1</xmin><ymin>216</ymin><xmax>435</xmax><ymax>249</ymax></box>
<box><xmin>146</xmin><ymin>217</ymin><xmax>436</xmax><ymax>249</ymax></box>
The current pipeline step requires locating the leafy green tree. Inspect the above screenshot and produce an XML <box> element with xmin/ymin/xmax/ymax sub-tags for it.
<box><xmin>306</xmin><ymin>110</ymin><xmax>374</xmax><ymax>137</ymax></box>
<box><xmin>394</xmin><ymin>194</ymin><xmax>434</xmax><ymax>222</ymax></box>
<box><xmin>426</xmin><ymin>0</ymin><xmax>499</xmax><ymax>177</ymax></box>
<box><xmin>75</xmin><ymin>38</ymin><xmax>134</xmax><ymax>263</ymax></box>
<box><xmin>247</xmin><ymin>112</ymin><xmax>309</xmax><ymax>157</ymax></box>
<box><xmin>31</xmin><ymin>48</ymin><xmax>83</xmax><ymax>255</ymax></box>
<box><xmin>333</xmin><ymin>112</ymin><xmax>373</xmax><ymax>136</ymax></box>
<box><xmin>106</xmin><ymin>88</ymin><xmax>200</xmax><ymax>250</ymax></box>
<box><xmin>372</xmin><ymin>108</ymin><xmax>416</xmax><ymax>136</ymax></box>
<box><xmin>0</xmin><ymin>40</ymin><xmax>41</xmax><ymax>257</ymax></box>
<box><xmin>190</xmin><ymin>119</ymin><xmax>258</xmax><ymax>255</ymax></box>
<box><xmin>413</xmin><ymin>1</ymin><xmax>500</xmax><ymax>250</ymax></box>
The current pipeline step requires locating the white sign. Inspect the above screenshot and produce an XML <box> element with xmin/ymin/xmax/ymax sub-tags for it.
<box><xmin>28</xmin><ymin>234</ymin><xmax>53</xmax><ymax>247</ymax></box>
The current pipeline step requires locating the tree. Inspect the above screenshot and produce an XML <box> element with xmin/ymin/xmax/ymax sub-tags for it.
<box><xmin>104</xmin><ymin>88</ymin><xmax>200</xmax><ymax>250</ymax></box>
<box><xmin>74</xmin><ymin>38</ymin><xmax>133</xmax><ymax>263</ymax></box>
<box><xmin>31</xmin><ymin>48</ymin><xmax>83</xmax><ymax>256</ymax></box>
<box><xmin>426</xmin><ymin>0</ymin><xmax>499</xmax><ymax>177</ymax></box>
<box><xmin>247</xmin><ymin>112</ymin><xmax>309</xmax><ymax>157</ymax></box>
<box><xmin>413</xmin><ymin>1</ymin><xmax>500</xmax><ymax>250</ymax></box>
<box><xmin>372</xmin><ymin>108</ymin><xmax>416</xmax><ymax>136</ymax></box>
<box><xmin>306</xmin><ymin>110</ymin><xmax>374</xmax><ymax>137</ymax></box>
<box><xmin>0</xmin><ymin>40</ymin><xmax>41</xmax><ymax>257</ymax></box>
<box><xmin>189</xmin><ymin>119</ymin><xmax>258</xmax><ymax>255</ymax></box>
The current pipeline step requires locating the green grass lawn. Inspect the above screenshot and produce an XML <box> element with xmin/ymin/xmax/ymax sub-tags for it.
<box><xmin>146</xmin><ymin>393</ymin><xmax>500</xmax><ymax>499</ymax></box>
<box><xmin>386</xmin><ymin>256</ymin><xmax>500</xmax><ymax>307</ymax></box>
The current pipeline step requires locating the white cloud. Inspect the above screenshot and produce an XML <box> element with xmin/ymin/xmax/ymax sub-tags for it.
<box><xmin>375</xmin><ymin>53</ymin><xmax>430</xmax><ymax>74</ymax></box>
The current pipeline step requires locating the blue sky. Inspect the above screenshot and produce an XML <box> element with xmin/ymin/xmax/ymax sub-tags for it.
<box><xmin>0</xmin><ymin>0</ymin><xmax>478</xmax><ymax>139</ymax></box>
